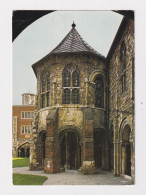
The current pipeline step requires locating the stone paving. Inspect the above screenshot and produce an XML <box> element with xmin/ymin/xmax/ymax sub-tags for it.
<box><xmin>13</xmin><ymin>167</ymin><xmax>133</xmax><ymax>185</ymax></box>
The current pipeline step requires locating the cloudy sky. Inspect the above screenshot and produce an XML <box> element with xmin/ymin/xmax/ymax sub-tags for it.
<box><xmin>13</xmin><ymin>11</ymin><xmax>123</xmax><ymax>105</ymax></box>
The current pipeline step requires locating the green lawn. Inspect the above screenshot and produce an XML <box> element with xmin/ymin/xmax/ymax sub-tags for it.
<box><xmin>13</xmin><ymin>173</ymin><xmax>48</xmax><ymax>185</ymax></box>
<box><xmin>13</xmin><ymin>158</ymin><xmax>30</xmax><ymax>168</ymax></box>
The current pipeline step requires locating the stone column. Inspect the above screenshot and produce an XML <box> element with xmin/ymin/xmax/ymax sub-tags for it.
<box><xmin>12</xmin><ymin>147</ymin><xmax>17</xmax><ymax>158</ymax></box>
<box><xmin>130</xmin><ymin>131</ymin><xmax>135</xmax><ymax>183</ymax></box>
<box><xmin>29</xmin><ymin>111</ymin><xmax>42</xmax><ymax>171</ymax></box>
<box><xmin>121</xmin><ymin>145</ymin><xmax>126</xmax><ymax>176</ymax></box>
<box><xmin>79</xmin><ymin>112</ymin><xmax>95</xmax><ymax>174</ymax></box>
<box><xmin>29</xmin><ymin>128</ymin><xmax>41</xmax><ymax>170</ymax></box>
<box><xmin>44</xmin><ymin>108</ymin><xmax>60</xmax><ymax>173</ymax></box>
<box><xmin>24</xmin><ymin>148</ymin><xmax>27</xmax><ymax>158</ymax></box>
<box><xmin>75</xmin><ymin>140</ymin><xmax>80</xmax><ymax>169</ymax></box>
<box><xmin>64</xmin><ymin>133</ymin><xmax>70</xmax><ymax>169</ymax></box>
<box><xmin>113</xmin><ymin>119</ymin><xmax>121</xmax><ymax>176</ymax></box>
<box><xmin>114</xmin><ymin>141</ymin><xmax>121</xmax><ymax>176</ymax></box>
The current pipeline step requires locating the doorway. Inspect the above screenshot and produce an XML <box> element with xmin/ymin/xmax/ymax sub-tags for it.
<box><xmin>121</xmin><ymin>125</ymin><xmax>131</xmax><ymax>176</ymax></box>
<box><xmin>60</xmin><ymin>130</ymin><xmax>81</xmax><ymax>170</ymax></box>
<box><xmin>94</xmin><ymin>130</ymin><xmax>107</xmax><ymax>169</ymax></box>
<box><xmin>18</xmin><ymin>142</ymin><xmax>30</xmax><ymax>157</ymax></box>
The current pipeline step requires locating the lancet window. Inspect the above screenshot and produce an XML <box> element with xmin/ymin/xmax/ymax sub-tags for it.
<box><xmin>94</xmin><ymin>77</ymin><xmax>104</xmax><ymax>108</ymax></box>
<box><xmin>41</xmin><ymin>72</ymin><xmax>50</xmax><ymax>108</ymax></box>
<box><xmin>63</xmin><ymin>66</ymin><xmax>80</xmax><ymax>104</ymax></box>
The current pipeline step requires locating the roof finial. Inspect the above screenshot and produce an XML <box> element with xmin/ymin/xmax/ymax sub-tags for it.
<box><xmin>72</xmin><ymin>21</ymin><xmax>76</xmax><ymax>28</ymax></box>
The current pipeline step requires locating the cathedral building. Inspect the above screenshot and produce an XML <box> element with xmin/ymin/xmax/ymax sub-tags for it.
<box><xmin>29</xmin><ymin>13</ymin><xmax>134</xmax><ymax>182</ymax></box>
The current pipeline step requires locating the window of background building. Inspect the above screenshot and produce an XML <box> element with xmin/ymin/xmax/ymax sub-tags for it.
<box><xmin>28</xmin><ymin>126</ymin><xmax>31</xmax><ymax>134</ymax></box>
<box><xmin>31</xmin><ymin>112</ymin><xmax>34</xmax><ymax>118</ymax></box>
<box><xmin>25</xmin><ymin>112</ymin><xmax>28</xmax><ymax>118</ymax></box>
<box><xmin>21</xmin><ymin>126</ymin><xmax>24</xmax><ymax>134</ymax></box>
<box><xmin>21</xmin><ymin>126</ymin><xmax>31</xmax><ymax>134</ymax></box>
<box><xmin>22</xmin><ymin>112</ymin><xmax>24</xmax><ymax>118</ymax></box>
<box><xmin>21</xmin><ymin>112</ymin><xmax>34</xmax><ymax>119</ymax></box>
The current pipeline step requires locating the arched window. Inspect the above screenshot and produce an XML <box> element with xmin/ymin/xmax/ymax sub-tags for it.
<box><xmin>46</xmin><ymin>92</ymin><xmax>50</xmax><ymax>107</ymax></box>
<box><xmin>72</xmin><ymin>70</ymin><xmax>79</xmax><ymax>87</ymax></box>
<box><xmin>94</xmin><ymin>77</ymin><xmax>104</xmax><ymax>108</ymax></box>
<box><xmin>63</xmin><ymin>70</ymin><xmax>70</xmax><ymax>87</ymax></box>
<box><xmin>62</xmin><ymin>66</ymin><xmax>80</xmax><ymax>104</ymax></box>
<box><xmin>120</xmin><ymin>41</ymin><xmax>127</xmax><ymax>93</ymax></box>
<box><xmin>47</xmin><ymin>78</ymin><xmax>50</xmax><ymax>90</ymax></box>
<box><xmin>41</xmin><ymin>72</ymin><xmax>50</xmax><ymax>108</ymax></box>
<box><xmin>63</xmin><ymin>89</ymin><xmax>70</xmax><ymax>104</ymax></box>
<box><xmin>41</xmin><ymin>94</ymin><xmax>45</xmax><ymax>108</ymax></box>
<box><xmin>72</xmin><ymin>89</ymin><xmax>79</xmax><ymax>104</ymax></box>
<box><xmin>42</xmin><ymin>78</ymin><xmax>46</xmax><ymax>93</ymax></box>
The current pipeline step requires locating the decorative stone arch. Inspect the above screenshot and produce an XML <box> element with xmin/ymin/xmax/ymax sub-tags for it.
<box><xmin>17</xmin><ymin>142</ymin><xmax>31</xmax><ymax>158</ymax></box>
<box><xmin>89</xmin><ymin>70</ymin><xmax>106</xmax><ymax>108</ymax></box>
<box><xmin>58</xmin><ymin>125</ymin><xmax>82</xmax><ymax>142</ymax></box>
<box><xmin>18</xmin><ymin>141</ymin><xmax>31</xmax><ymax>149</ymax></box>
<box><xmin>63</xmin><ymin>63</ymin><xmax>80</xmax><ymax>74</ymax></box>
<box><xmin>58</xmin><ymin>125</ymin><xmax>82</xmax><ymax>170</ymax></box>
<box><xmin>62</xmin><ymin>64</ymin><xmax>80</xmax><ymax>85</ymax></box>
<box><xmin>119</xmin><ymin>118</ymin><xmax>131</xmax><ymax>142</ymax></box>
<box><xmin>89</xmin><ymin>70</ymin><xmax>106</xmax><ymax>86</ymax></box>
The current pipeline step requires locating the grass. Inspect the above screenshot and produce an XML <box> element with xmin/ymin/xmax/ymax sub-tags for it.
<box><xmin>13</xmin><ymin>157</ymin><xmax>48</xmax><ymax>185</ymax></box>
<box><xmin>13</xmin><ymin>158</ymin><xmax>30</xmax><ymax>168</ymax></box>
<box><xmin>13</xmin><ymin>173</ymin><xmax>48</xmax><ymax>185</ymax></box>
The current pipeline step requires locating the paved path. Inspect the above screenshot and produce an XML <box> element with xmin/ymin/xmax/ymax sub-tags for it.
<box><xmin>13</xmin><ymin>167</ymin><xmax>133</xmax><ymax>185</ymax></box>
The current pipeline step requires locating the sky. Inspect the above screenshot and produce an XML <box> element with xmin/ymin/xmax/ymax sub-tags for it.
<box><xmin>13</xmin><ymin>11</ymin><xmax>123</xmax><ymax>105</ymax></box>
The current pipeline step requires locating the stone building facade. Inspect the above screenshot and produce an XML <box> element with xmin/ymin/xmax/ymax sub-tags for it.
<box><xmin>107</xmin><ymin>15</ymin><xmax>134</xmax><ymax>181</ymax></box>
<box><xmin>29</xmin><ymin>14</ymin><xmax>134</xmax><ymax>182</ymax></box>
<box><xmin>12</xmin><ymin>93</ymin><xmax>35</xmax><ymax>157</ymax></box>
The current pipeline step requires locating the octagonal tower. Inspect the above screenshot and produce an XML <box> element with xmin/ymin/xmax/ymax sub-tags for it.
<box><xmin>30</xmin><ymin>23</ymin><xmax>108</xmax><ymax>173</ymax></box>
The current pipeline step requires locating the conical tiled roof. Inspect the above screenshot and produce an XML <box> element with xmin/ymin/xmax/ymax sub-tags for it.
<box><xmin>32</xmin><ymin>23</ymin><xmax>105</xmax><ymax>74</ymax></box>
<box><xmin>50</xmin><ymin>22</ymin><xmax>104</xmax><ymax>58</ymax></box>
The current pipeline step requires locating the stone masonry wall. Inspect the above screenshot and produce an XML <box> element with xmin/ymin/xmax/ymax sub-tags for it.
<box><xmin>108</xmin><ymin>19</ymin><xmax>134</xmax><ymax>181</ymax></box>
<box><xmin>36</xmin><ymin>53</ymin><xmax>106</xmax><ymax>109</ymax></box>
<box><xmin>35</xmin><ymin>53</ymin><xmax>107</xmax><ymax>133</ymax></box>
<box><xmin>30</xmin><ymin>52</ymin><xmax>107</xmax><ymax>173</ymax></box>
